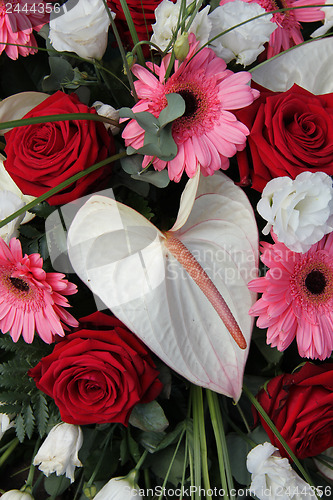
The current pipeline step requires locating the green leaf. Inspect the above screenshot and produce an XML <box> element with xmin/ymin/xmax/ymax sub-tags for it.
<box><xmin>139</xmin><ymin>431</ymin><xmax>166</xmax><ymax>453</ymax></box>
<box><xmin>226</xmin><ymin>433</ymin><xmax>251</xmax><ymax>485</ymax></box>
<box><xmin>42</xmin><ymin>57</ymin><xmax>74</xmax><ymax>92</ymax></box>
<box><xmin>44</xmin><ymin>473</ymin><xmax>71</xmax><ymax>496</ymax></box>
<box><xmin>127</xmin><ymin>431</ymin><xmax>141</xmax><ymax>463</ymax></box>
<box><xmin>119</xmin><ymin>108</ymin><xmax>160</xmax><ymax>134</ymax></box>
<box><xmin>22</xmin><ymin>403</ymin><xmax>35</xmax><ymax>439</ymax></box>
<box><xmin>15</xmin><ymin>413</ymin><xmax>25</xmax><ymax>443</ymax></box>
<box><xmin>33</xmin><ymin>392</ymin><xmax>49</xmax><ymax>438</ymax></box>
<box><xmin>146</xmin><ymin>444</ymin><xmax>186</xmax><ymax>486</ymax></box>
<box><xmin>132</xmin><ymin>168</ymin><xmax>170</xmax><ymax>188</ymax></box>
<box><xmin>158</xmin><ymin>94</ymin><xmax>185</xmax><ymax>128</ymax></box>
<box><xmin>18</xmin><ymin>225</ymin><xmax>41</xmax><ymax>238</ymax></box>
<box><xmin>29</xmin><ymin>202</ymin><xmax>56</xmax><ymax>219</ymax></box>
<box><xmin>129</xmin><ymin>401</ymin><xmax>169</xmax><ymax>432</ymax></box>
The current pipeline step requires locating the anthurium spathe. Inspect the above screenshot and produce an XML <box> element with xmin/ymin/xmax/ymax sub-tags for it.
<box><xmin>67</xmin><ymin>171</ymin><xmax>258</xmax><ymax>400</ymax></box>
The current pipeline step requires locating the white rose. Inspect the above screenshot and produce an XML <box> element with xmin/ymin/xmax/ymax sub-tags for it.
<box><xmin>247</xmin><ymin>443</ymin><xmax>316</xmax><ymax>500</ymax></box>
<box><xmin>49</xmin><ymin>0</ymin><xmax>115</xmax><ymax>60</ymax></box>
<box><xmin>257</xmin><ymin>172</ymin><xmax>333</xmax><ymax>253</ymax></box>
<box><xmin>151</xmin><ymin>0</ymin><xmax>211</xmax><ymax>52</ymax></box>
<box><xmin>0</xmin><ymin>491</ymin><xmax>34</xmax><ymax>500</ymax></box>
<box><xmin>94</xmin><ymin>471</ymin><xmax>140</xmax><ymax>500</ymax></box>
<box><xmin>209</xmin><ymin>1</ymin><xmax>277</xmax><ymax>66</ymax></box>
<box><xmin>33</xmin><ymin>422</ymin><xmax>83</xmax><ymax>483</ymax></box>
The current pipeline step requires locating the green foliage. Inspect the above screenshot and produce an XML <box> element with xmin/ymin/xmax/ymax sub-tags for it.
<box><xmin>129</xmin><ymin>401</ymin><xmax>169</xmax><ymax>432</ymax></box>
<box><xmin>0</xmin><ymin>335</ymin><xmax>55</xmax><ymax>442</ymax></box>
<box><xmin>119</xmin><ymin>93</ymin><xmax>185</xmax><ymax>161</ymax></box>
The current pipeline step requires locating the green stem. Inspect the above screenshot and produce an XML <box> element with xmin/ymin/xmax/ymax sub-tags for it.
<box><xmin>157</xmin><ymin>426</ymin><xmax>186</xmax><ymax>500</ymax></box>
<box><xmin>86</xmin><ymin>426</ymin><xmax>116</xmax><ymax>487</ymax></box>
<box><xmin>0</xmin><ymin>437</ymin><xmax>19</xmax><ymax>468</ymax></box>
<box><xmin>101</xmin><ymin>0</ymin><xmax>138</xmax><ymax>101</ymax></box>
<box><xmin>134</xmin><ymin>450</ymin><xmax>149</xmax><ymax>472</ymax></box>
<box><xmin>193</xmin><ymin>386</ymin><xmax>210</xmax><ymax>491</ymax></box>
<box><xmin>191</xmin><ymin>385</ymin><xmax>201</xmax><ymax>500</ymax></box>
<box><xmin>0</xmin><ymin>150</ymin><xmax>127</xmax><ymax>230</ymax></box>
<box><xmin>234</xmin><ymin>402</ymin><xmax>251</xmax><ymax>434</ymax></box>
<box><xmin>242</xmin><ymin>384</ymin><xmax>315</xmax><ymax>486</ymax></box>
<box><xmin>206</xmin><ymin>390</ymin><xmax>232</xmax><ymax>500</ymax></box>
<box><xmin>0</xmin><ymin>112</ymin><xmax>119</xmax><ymax>131</ymax></box>
<box><xmin>24</xmin><ymin>437</ymin><xmax>41</xmax><ymax>491</ymax></box>
<box><xmin>118</xmin><ymin>0</ymin><xmax>145</xmax><ymax>66</ymax></box>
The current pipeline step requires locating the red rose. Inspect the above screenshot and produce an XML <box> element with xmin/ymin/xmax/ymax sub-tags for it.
<box><xmin>236</xmin><ymin>84</ymin><xmax>333</xmax><ymax>191</ymax></box>
<box><xmin>28</xmin><ymin>312</ymin><xmax>163</xmax><ymax>425</ymax></box>
<box><xmin>256</xmin><ymin>362</ymin><xmax>333</xmax><ymax>459</ymax></box>
<box><xmin>4</xmin><ymin>91</ymin><xmax>114</xmax><ymax>206</ymax></box>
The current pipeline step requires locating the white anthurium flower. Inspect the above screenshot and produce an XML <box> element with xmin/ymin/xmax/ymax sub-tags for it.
<box><xmin>257</xmin><ymin>171</ymin><xmax>333</xmax><ymax>253</ymax></box>
<box><xmin>94</xmin><ymin>471</ymin><xmax>140</xmax><ymax>500</ymax></box>
<box><xmin>33</xmin><ymin>422</ymin><xmax>83</xmax><ymax>483</ymax></box>
<box><xmin>0</xmin><ymin>491</ymin><xmax>34</xmax><ymax>500</ymax></box>
<box><xmin>247</xmin><ymin>443</ymin><xmax>317</xmax><ymax>500</ymax></box>
<box><xmin>0</xmin><ymin>92</ymin><xmax>49</xmax><ymax>134</ymax></box>
<box><xmin>251</xmin><ymin>38</ymin><xmax>333</xmax><ymax>94</ymax></box>
<box><xmin>209</xmin><ymin>2</ymin><xmax>277</xmax><ymax>66</ymax></box>
<box><xmin>49</xmin><ymin>0</ymin><xmax>115</xmax><ymax>60</ymax></box>
<box><xmin>0</xmin><ymin>154</ymin><xmax>36</xmax><ymax>233</ymax></box>
<box><xmin>314</xmin><ymin>446</ymin><xmax>333</xmax><ymax>480</ymax></box>
<box><xmin>67</xmin><ymin>170</ymin><xmax>258</xmax><ymax>401</ymax></box>
<box><xmin>151</xmin><ymin>0</ymin><xmax>211</xmax><ymax>52</ymax></box>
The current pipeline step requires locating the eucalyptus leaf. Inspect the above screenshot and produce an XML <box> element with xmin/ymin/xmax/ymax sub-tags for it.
<box><xmin>119</xmin><ymin>107</ymin><xmax>160</xmax><ymax>134</ymax></box>
<box><xmin>129</xmin><ymin>401</ymin><xmax>169</xmax><ymax>432</ymax></box>
<box><xmin>42</xmin><ymin>57</ymin><xmax>74</xmax><ymax>92</ymax></box>
<box><xmin>44</xmin><ymin>473</ymin><xmax>71</xmax><ymax>496</ymax></box>
<box><xmin>158</xmin><ymin>93</ymin><xmax>185</xmax><ymax>128</ymax></box>
<box><xmin>131</xmin><ymin>169</ymin><xmax>170</xmax><ymax>188</ymax></box>
<box><xmin>226</xmin><ymin>433</ymin><xmax>252</xmax><ymax>485</ymax></box>
<box><xmin>120</xmin><ymin>154</ymin><xmax>143</xmax><ymax>174</ymax></box>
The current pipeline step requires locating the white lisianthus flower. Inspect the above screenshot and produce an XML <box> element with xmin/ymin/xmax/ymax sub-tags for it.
<box><xmin>94</xmin><ymin>471</ymin><xmax>140</xmax><ymax>500</ymax></box>
<box><xmin>151</xmin><ymin>0</ymin><xmax>211</xmax><ymax>51</ymax></box>
<box><xmin>49</xmin><ymin>0</ymin><xmax>115</xmax><ymax>60</ymax></box>
<box><xmin>257</xmin><ymin>172</ymin><xmax>333</xmax><ymax>253</ymax></box>
<box><xmin>311</xmin><ymin>1</ymin><xmax>333</xmax><ymax>37</ymax></box>
<box><xmin>247</xmin><ymin>443</ymin><xmax>316</xmax><ymax>500</ymax></box>
<box><xmin>92</xmin><ymin>101</ymin><xmax>120</xmax><ymax>135</ymax></box>
<box><xmin>33</xmin><ymin>422</ymin><xmax>83</xmax><ymax>483</ymax></box>
<box><xmin>0</xmin><ymin>491</ymin><xmax>34</xmax><ymax>500</ymax></box>
<box><xmin>209</xmin><ymin>1</ymin><xmax>277</xmax><ymax>66</ymax></box>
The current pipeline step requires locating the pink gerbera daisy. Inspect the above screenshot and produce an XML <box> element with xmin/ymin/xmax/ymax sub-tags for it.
<box><xmin>248</xmin><ymin>232</ymin><xmax>333</xmax><ymax>360</ymax></box>
<box><xmin>122</xmin><ymin>34</ymin><xmax>259</xmax><ymax>182</ymax></box>
<box><xmin>0</xmin><ymin>0</ymin><xmax>51</xmax><ymax>60</ymax></box>
<box><xmin>0</xmin><ymin>237</ymin><xmax>78</xmax><ymax>344</ymax></box>
<box><xmin>220</xmin><ymin>0</ymin><xmax>324</xmax><ymax>58</ymax></box>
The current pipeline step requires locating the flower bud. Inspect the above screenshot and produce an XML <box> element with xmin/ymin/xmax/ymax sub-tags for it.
<box><xmin>174</xmin><ymin>32</ymin><xmax>190</xmax><ymax>61</ymax></box>
<box><xmin>123</xmin><ymin>52</ymin><xmax>136</xmax><ymax>75</ymax></box>
<box><xmin>83</xmin><ymin>484</ymin><xmax>97</xmax><ymax>499</ymax></box>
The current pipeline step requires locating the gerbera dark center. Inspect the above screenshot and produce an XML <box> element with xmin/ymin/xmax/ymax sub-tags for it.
<box><xmin>305</xmin><ymin>270</ymin><xmax>326</xmax><ymax>295</ymax></box>
<box><xmin>10</xmin><ymin>277</ymin><xmax>30</xmax><ymax>292</ymax></box>
<box><xmin>177</xmin><ymin>90</ymin><xmax>198</xmax><ymax>118</ymax></box>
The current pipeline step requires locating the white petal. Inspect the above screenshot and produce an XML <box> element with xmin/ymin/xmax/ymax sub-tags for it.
<box><xmin>170</xmin><ymin>166</ymin><xmax>200</xmax><ymax>232</ymax></box>
<box><xmin>0</xmin><ymin>92</ymin><xmax>49</xmax><ymax>134</ymax></box>
<box><xmin>252</xmin><ymin>38</ymin><xmax>333</xmax><ymax>94</ymax></box>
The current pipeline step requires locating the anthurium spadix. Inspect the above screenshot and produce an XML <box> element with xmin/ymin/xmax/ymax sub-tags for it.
<box><xmin>67</xmin><ymin>171</ymin><xmax>258</xmax><ymax>400</ymax></box>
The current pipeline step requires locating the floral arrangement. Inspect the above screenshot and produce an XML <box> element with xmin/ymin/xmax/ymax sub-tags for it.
<box><xmin>0</xmin><ymin>0</ymin><xmax>333</xmax><ymax>499</ymax></box>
